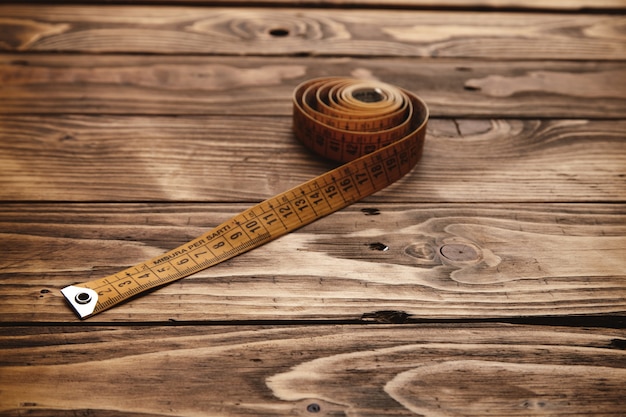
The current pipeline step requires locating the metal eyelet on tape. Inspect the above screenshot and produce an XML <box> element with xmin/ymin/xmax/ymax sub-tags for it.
<box><xmin>61</xmin><ymin>77</ymin><xmax>429</xmax><ymax>319</ymax></box>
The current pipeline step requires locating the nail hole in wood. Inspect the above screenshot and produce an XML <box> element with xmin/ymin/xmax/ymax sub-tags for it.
<box><xmin>269</xmin><ymin>28</ymin><xmax>290</xmax><ymax>37</ymax></box>
<box><xmin>307</xmin><ymin>403</ymin><xmax>321</xmax><ymax>413</ymax></box>
<box><xmin>368</xmin><ymin>242</ymin><xmax>389</xmax><ymax>251</ymax></box>
<box><xmin>361</xmin><ymin>207</ymin><xmax>380</xmax><ymax>216</ymax></box>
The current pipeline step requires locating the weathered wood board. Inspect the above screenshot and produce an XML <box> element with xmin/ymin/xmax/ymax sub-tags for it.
<box><xmin>1</xmin><ymin>203</ymin><xmax>624</xmax><ymax>322</ymax></box>
<box><xmin>1</xmin><ymin>116</ymin><xmax>624</xmax><ymax>202</ymax></box>
<box><xmin>1</xmin><ymin>324</ymin><xmax>625</xmax><ymax>416</ymax></box>
<box><xmin>2</xmin><ymin>56</ymin><xmax>624</xmax><ymax>118</ymax></box>
<box><xmin>37</xmin><ymin>0</ymin><xmax>625</xmax><ymax>10</ymax></box>
<box><xmin>2</xmin><ymin>6</ymin><xmax>625</xmax><ymax>59</ymax></box>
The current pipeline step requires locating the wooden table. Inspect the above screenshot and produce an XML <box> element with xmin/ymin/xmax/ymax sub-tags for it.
<box><xmin>1</xmin><ymin>1</ymin><xmax>625</xmax><ymax>415</ymax></box>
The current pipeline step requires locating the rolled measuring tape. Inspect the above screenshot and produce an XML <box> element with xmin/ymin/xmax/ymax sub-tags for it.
<box><xmin>61</xmin><ymin>77</ymin><xmax>429</xmax><ymax>319</ymax></box>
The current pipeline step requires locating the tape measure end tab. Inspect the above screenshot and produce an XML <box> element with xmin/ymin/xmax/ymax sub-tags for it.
<box><xmin>60</xmin><ymin>285</ymin><xmax>98</xmax><ymax>319</ymax></box>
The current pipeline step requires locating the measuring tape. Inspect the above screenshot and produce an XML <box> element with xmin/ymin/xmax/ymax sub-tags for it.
<box><xmin>61</xmin><ymin>77</ymin><xmax>429</xmax><ymax>319</ymax></box>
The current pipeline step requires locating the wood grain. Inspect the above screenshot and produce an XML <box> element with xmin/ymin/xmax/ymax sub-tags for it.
<box><xmin>1</xmin><ymin>1</ymin><xmax>624</xmax><ymax>416</ymax></box>
<box><xmin>30</xmin><ymin>0</ymin><xmax>625</xmax><ymax>11</ymax></box>
<box><xmin>1</xmin><ymin>324</ymin><xmax>624</xmax><ymax>416</ymax></box>
<box><xmin>2</xmin><ymin>55</ymin><xmax>624</xmax><ymax>118</ymax></box>
<box><xmin>1</xmin><ymin>6</ymin><xmax>625</xmax><ymax>60</ymax></box>
<box><xmin>0</xmin><ymin>115</ymin><xmax>624</xmax><ymax>202</ymax></box>
<box><xmin>1</xmin><ymin>203</ymin><xmax>624</xmax><ymax>322</ymax></box>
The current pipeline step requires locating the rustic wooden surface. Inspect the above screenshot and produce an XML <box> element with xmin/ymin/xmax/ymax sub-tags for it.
<box><xmin>1</xmin><ymin>324</ymin><xmax>625</xmax><ymax>416</ymax></box>
<box><xmin>1</xmin><ymin>1</ymin><xmax>625</xmax><ymax>416</ymax></box>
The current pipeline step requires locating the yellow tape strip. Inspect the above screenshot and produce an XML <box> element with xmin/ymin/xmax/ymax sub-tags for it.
<box><xmin>61</xmin><ymin>77</ymin><xmax>429</xmax><ymax>319</ymax></box>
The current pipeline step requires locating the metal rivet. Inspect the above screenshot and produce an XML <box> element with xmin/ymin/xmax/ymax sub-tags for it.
<box><xmin>75</xmin><ymin>292</ymin><xmax>92</xmax><ymax>305</ymax></box>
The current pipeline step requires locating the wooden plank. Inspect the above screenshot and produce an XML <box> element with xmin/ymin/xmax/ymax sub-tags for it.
<box><xmin>1</xmin><ymin>202</ymin><xmax>624</xmax><ymax>322</ymax></box>
<box><xmin>1</xmin><ymin>6</ymin><xmax>625</xmax><ymax>60</ymax></box>
<box><xmin>15</xmin><ymin>0</ymin><xmax>623</xmax><ymax>11</ymax></box>
<box><xmin>0</xmin><ymin>115</ymin><xmax>624</xmax><ymax>203</ymax></box>
<box><xmin>0</xmin><ymin>324</ymin><xmax>624</xmax><ymax>416</ymax></box>
<box><xmin>1</xmin><ymin>56</ymin><xmax>625</xmax><ymax>118</ymax></box>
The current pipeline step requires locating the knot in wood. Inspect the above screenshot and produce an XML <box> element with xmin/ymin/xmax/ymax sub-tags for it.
<box><xmin>404</xmin><ymin>242</ymin><xmax>439</xmax><ymax>266</ymax></box>
<box><xmin>439</xmin><ymin>243</ymin><xmax>480</xmax><ymax>263</ymax></box>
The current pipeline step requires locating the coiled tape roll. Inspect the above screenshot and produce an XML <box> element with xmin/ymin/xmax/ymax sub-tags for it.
<box><xmin>62</xmin><ymin>77</ymin><xmax>429</xmax><ymax>319</ymax></box>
